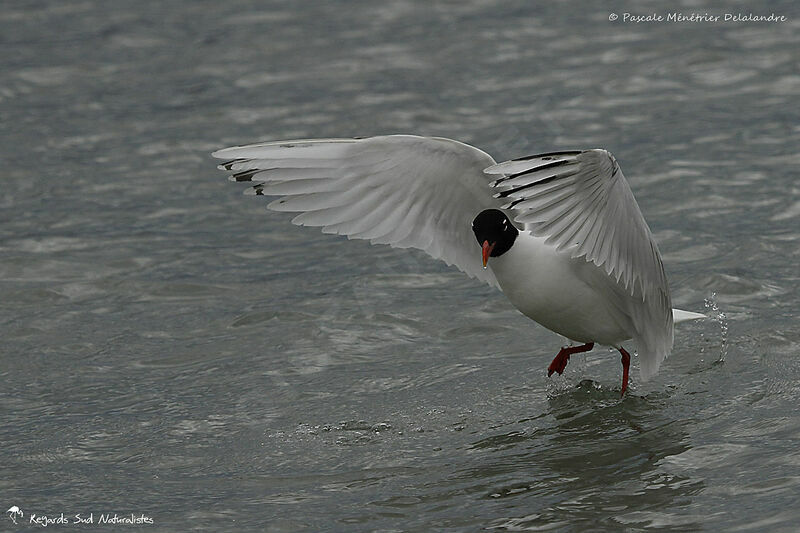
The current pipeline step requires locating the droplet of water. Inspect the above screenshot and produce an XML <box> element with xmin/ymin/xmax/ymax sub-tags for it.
<box><xmin>704</xmin><ymin>292</ymin><xmax>729</xmax><ymax>363</ymax></box>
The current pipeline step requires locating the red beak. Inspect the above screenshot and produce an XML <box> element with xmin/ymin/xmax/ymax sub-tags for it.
<box><xmin>482</xmin><ymin>240</ymin><xmax>494</xmax><ymax>268</ymax></box>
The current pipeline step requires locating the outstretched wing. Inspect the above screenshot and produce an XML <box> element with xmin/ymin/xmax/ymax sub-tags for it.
<box><xmin>485</xmin><ymin>149</ymin><xmax>673</xmax><ymax>378</ymax></box>
<box><xmin>214</xmin><ymin>135</ymin><xmax>503</xmax><ymax>287</ymax></box>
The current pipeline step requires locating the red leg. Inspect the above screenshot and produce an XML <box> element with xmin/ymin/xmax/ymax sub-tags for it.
<box><xmin>548</xmin><ymin>342</ymin><xmax>594</xmax><ymax>376</ymax></box>
<box><xmin>619</xmin><ymin>347</ymin><xmax>631</xmax><ymax>397</ymax></box>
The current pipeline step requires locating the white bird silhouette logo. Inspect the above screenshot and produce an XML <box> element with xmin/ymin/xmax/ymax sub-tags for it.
<box><xmin>7</xmin><ymin>506</ymin><xmax>23</xmax><ymax>525</ymax></box>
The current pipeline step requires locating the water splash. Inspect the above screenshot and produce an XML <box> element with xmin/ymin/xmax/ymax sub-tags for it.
<box><xmin>704</xmin><ymin>292</ymin><xmax>729</xmax><ymax>363</ymax></box>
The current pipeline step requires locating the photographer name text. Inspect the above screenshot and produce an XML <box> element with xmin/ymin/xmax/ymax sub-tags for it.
<box><xmin>614</xmin><ymin>12</ymin><xmax>787</xmax><ymax>23</ymax></box>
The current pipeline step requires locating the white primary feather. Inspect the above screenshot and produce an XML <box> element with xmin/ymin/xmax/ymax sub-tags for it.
<box><xmin>213</xmin><ymin>135</ymin><xmax>503</xmax><ymax>287</ymax></box>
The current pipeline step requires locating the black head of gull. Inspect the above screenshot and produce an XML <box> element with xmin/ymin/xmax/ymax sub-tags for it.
<box><xmin>471</xmin><ymin>209</ymin><xmax>519</xmax><ymax>267</ymax></box>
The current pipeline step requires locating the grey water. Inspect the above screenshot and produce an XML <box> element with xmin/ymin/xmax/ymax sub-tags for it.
<box><xmin>1</xmin><ymin>1</ymin><xmax>799</xmax><ymax>531</ymax></box>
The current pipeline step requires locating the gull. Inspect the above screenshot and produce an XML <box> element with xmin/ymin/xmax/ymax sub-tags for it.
<box><xmin>213</xmin><ymin>135</ymin><xmax>704</xmax><ymax>395</ymax></box>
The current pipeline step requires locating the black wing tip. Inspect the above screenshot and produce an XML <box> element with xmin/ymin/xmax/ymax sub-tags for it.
<box><xmin>218</xmin><ymin>158</ymin><xmax>248</xmax><ymax>171</ymax></box>
<box><xmin>494</xmin><ymin>173</ymin><xmax>568</xmax><ymax>198</ymax></box>
<box><xmin>492</xmin><ymin>159</ymin><xmax>576</xmax><ymax>186</ymax></box>
<box><xmin>245</xmin><ymin>183</ymin><xmax>266</xmax><ymax>196</ymax></box>
<box><xmin>511</xmin><ymin>150</ymin><xmax>583</xmax><ymax>162</ymax></box>
<box><xmin>230</xmin><ymin>168</ymin><xmax>261</xmax><ymax>182</ymax></box>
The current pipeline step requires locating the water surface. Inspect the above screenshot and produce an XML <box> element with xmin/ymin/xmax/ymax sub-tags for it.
<box><xmin>1</xmin><ymin>1</ymin><xmax>799</xmax><ymax>531</ymax></box>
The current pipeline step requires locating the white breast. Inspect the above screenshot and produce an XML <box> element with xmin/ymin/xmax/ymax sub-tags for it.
<box><xmin>488</xmin><ymin>232</ymin><xmax>632</xmax><ymax>346</ymax></box>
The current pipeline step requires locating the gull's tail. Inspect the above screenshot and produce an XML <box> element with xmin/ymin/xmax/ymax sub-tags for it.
<box><xmin>672</xmin><ymin>308</ymin><xmax>706</xmax><ymax>324</ymax></box>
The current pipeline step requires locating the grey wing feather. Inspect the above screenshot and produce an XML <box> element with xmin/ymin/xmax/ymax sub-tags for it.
<box><xmin>486</xmin><ymin>149</ymin><xmax>673</xmax><ymax>379</ymax></box>
<box><xmin>214</xmin><ymin>135</ymin><xmax>503</xmax><ymax>288</ymax></box>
